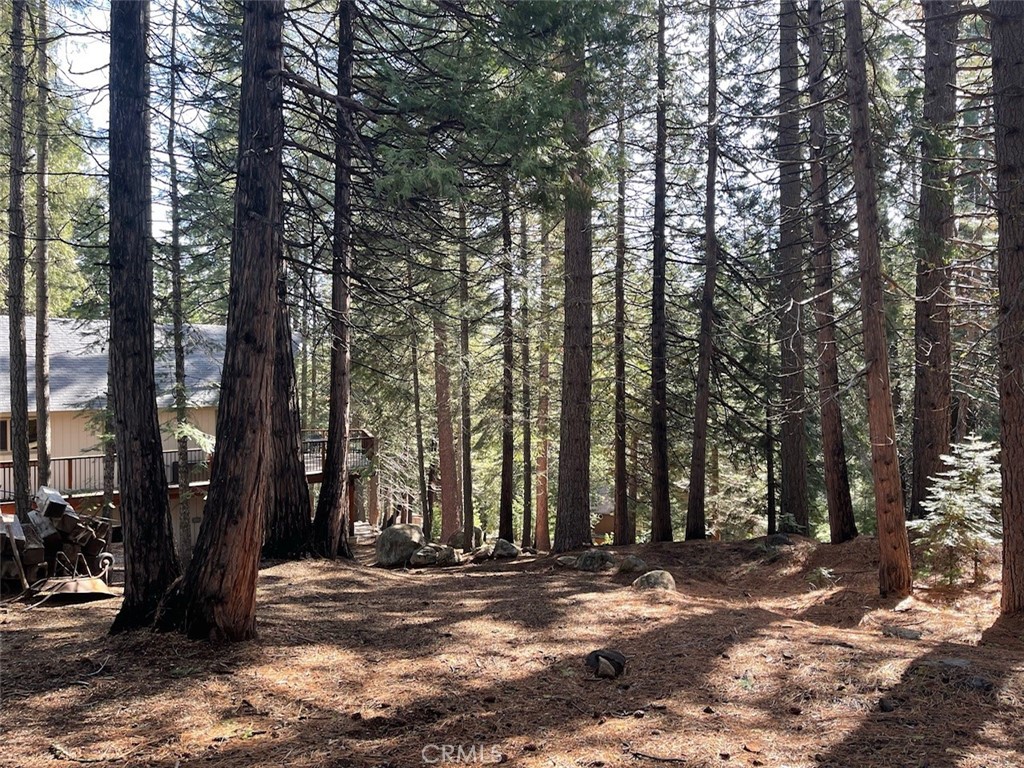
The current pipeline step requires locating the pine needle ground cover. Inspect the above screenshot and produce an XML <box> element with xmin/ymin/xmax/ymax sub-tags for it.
<box><xmin>2</xmin><ymin>538</ymin><xmax>1021</xmax><ymax>768</ymax></box>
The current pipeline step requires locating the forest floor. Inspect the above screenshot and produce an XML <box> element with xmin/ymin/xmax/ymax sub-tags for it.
<box><xmin>1</xmin><ymin>535</ymin><xmax>1022</xmax><ymax>768</ymax></box>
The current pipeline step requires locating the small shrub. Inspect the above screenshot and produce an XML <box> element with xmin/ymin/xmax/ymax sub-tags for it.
<box><xmin>807</xmin><ymin>566</ymin><xmax>840</xmax><ymax>590</ymax></box>
<box><xmin>908</xmin><ymin>435</ymin><xmax>1002</xmax><ymax>584</ymax></box>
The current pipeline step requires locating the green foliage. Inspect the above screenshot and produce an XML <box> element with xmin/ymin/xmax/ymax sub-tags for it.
<box><xmin>908</xmin><ymin>435</ymin><xmax>1002</xmax><ymax>584</ymax></box>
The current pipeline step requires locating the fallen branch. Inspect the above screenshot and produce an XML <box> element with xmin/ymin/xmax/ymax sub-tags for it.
<box><xmin>629</xmin><ymin>749</ymin><xmax>688</xmax><ymax>763</ymax></box>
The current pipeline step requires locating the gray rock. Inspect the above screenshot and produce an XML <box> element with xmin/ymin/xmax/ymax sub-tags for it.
<box><xmin>409</xmin><ymin>543</ymin><xmax>460</xmax><ymax>567</ymax></box>
<box><xmin>618</xmin><ymin>555</ymin><xmax>649</xmax><ymax>574</ymax></box>
<box><xmin>968</xmin><ymin>676</ymin><xmax>994</xmax><ymax>692</ymax></box>
<box><xmin>375</xmin><ymin>524</ymin><xmax>425</xmax><ymax>567</ymax></box>
<box><xmin>576</xmin><ymin>549</ymin><xmax>616</xmax><ymax>572</ymax></box>
<box><xmin>766</xmin><ymin>533</ymin><xmax>795</xmax><ymax>546</ymax></box>
<box><xmin>879</xmin><ymin>697</ymin><xmax>898</xmax><ymax>712</ymax></box>
<box><xmin>522</xmin><ymin>546</ymin><xmax>538</xmax><ymax>555</ymax></box>
<box><xmin>409</xmin><ymin>547</ymin><xmax>439</xmax><ymax>567</ymax></box>
<box><xmin>632</xmin><ymin>570</ymin><xmax>676</xmax><ymax>591</ymax></box>
<box><xmin>447</xmin><ymin>526</ymin><xmax>485</xmax><ymax>550</ymax></box>
<box><xmin>882</xmin><ymin>625</ymin><xmax>923</xmax><ymax>641</ymax></box>
<box><xmin>470</xmin><ymin>545</ymin><xmax>494</xmax><ymax>563</ymax></box>
<box><xmin>491</xmin><ymin>539</ymin><xmax>520</xmax><ymax>559</ymax></box>
<box><xmin>555</xmin><ymin>556</ymin><xmax>578</xmax><ymax>569</ymax></box>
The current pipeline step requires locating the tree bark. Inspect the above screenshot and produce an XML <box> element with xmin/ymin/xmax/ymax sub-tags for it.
<box><xmin>7</xmin><ymin>0</ymin><xmax>31</xmax><ymax>524</ymax></box>
<box><xmin>312</xmin><ymin>0</ymin><xmax>354</xmax><ymax>560</ymax></box>
<box><xmin>843</xmin><ymin>0</ymin><xmax>913</xmax><ymax>598</ymax></box>
<box><xmin>108</xmin><ymin>0</ymin><xmax>181</xmax><ymax>632</ymax></box>
<box><xmin>554</xmin><ymin>42</ymin><xmax>593</xmax><ymax>553</ymax></box>
<box><xmin>459</xmin><ymin>196</ymin><xmax>475</xmax><ymax>552</ymax></box>
<box><xmin>778</xmin><ymin>0</ymin><xmax>809</xmax><ymax>535</ymax></box>
<box><xmin>534</xmin><ymin>220</ymin><xmax>553</xmax><ymax>552</ymax></box>
<box><xmin>613</xmin><ymin>102</ymin><xmax>632</xmax><ymax>546</ymax></box>
<box><xmin>911</xmin><ymin>0</ymin><xmax>956</xmax><ymax>521</ymax></box>
<box><xmin>166</xmin><ymin>0</ymin><xmax>193</xmax><ymax>565</ymax></box>
<box><xmin>686</xmin><ymin>0</ymin><xmax>718</xmax><ymax>542</ymax></box>
<box><xmin>263</xmin><ymin>269</ymin><xmax>312</xmax><ymax>559</ymax></box>
<box><xmin>34</xmin><ymin>0</ymin><xmax>51</xmax><ymax>490</ymax></box>
<box><xmin>168</xmin><ymin>0</ymin><xmax>284</xmax><ymax>640</ymax></box>
<box><xmin>650</xmin><ymin>0</ymin><xmax>673</xmax><ymax>543</ymax></box>
<box><xmin>434</xmin><ymin>300</ymin><xmax>462</xmax><ymax>542</ymax></box>
<box><xmin>808</xmin><ymin>0</ymin><xmax>857</xmax><ymax>544</ymax></box>
<box><xmin>410</xmin><ymin>264</ymin><xmax>431</xmax><ymax>540</ymax></box>
<box><xmin>992</xmin><ymin>0</ymin><xmax>1024</xmax><ymax>614</ymax></box>
<box><xmin>520</xmin><ymin>210</ymin><xmax>533</xmax><ymax>550</ymax></box>
<box><xmin>499</xmin><ymin>185</ymin><xmax>515</xmax><ymax>542</ymax></box>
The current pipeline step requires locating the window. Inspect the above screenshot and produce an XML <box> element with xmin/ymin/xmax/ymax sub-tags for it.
<box><xmin>0</xmin><ymin>420</ymin><xmax>7</xmax><ymax>452</ymax></box>
<box><xmin>0</xmin><ymin>418</ymin><xmax>38</xmax><ymax>451</ymax></box>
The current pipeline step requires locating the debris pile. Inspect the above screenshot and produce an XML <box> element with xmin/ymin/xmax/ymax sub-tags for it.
<box><xmin>1</xmin><ymin>487</ymin><xmax>112</xmax><ymax>589</ymax></box>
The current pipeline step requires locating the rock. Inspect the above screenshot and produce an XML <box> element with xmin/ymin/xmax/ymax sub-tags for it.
<box><xmin>555</xmin><ymin>556</ymin><xmax>578</xmax><ymax>568</ymax></box>
<box><xmin>491</xmin><ymin>539</ymin><xmax>520</xmax><ymax>559</ymax></box>
<box><xmin>632</xmin><ymin>570</ymin><xmax>676</xmax><ymax>591</ymax></box>
<box><xmin>617</xmin><ymin>554</ymin><xmax>649</xmax><ymax>574</ymax></box>
<box><xmin>585</xmin><ymin>649</ymin><xmax>626</xmax><ymax>678</ymax></box>
<box><xmin>576</xmin><ymin>549</ymin><xmax>616</xmax><ymax>572</ymax></box>
<box><xmin>968</xmin><ymin>676</ymin><xmax>994</xmax><ymax>692</ymax></box>
<box><xmin>470</xmin><ymin>545</ymin><xmax>494</xmax><ymax>562</ymax></box>
<box><xmin>409</xmin><ymin>543</ymin><xmax>460</xmax><ymax>567</ymax></box>
<box><xmin>766</xmin><ymin>533</ymin><xmax>794</xmax><ymax>546</ymax></box>
<box><xmin>522</xmin><ymin>546</ymin><xmax>538</xmax><ymax>555</ymax></box>
<box><xmin>375</xmin><ymin>524</ymin><xmax>425</xmax><ymax>567</ymax></box>
<box><xmin>447</xmin><ymin>526</ymin><xmax>485</xmax><ymax>550</ymax></box>
<box><xmin>879</xmin><ymin>697</ymin><xmax>898</xmax><ymax>712</ymax></box>
<box><xmin>881</xmin><ymin>625</ymin><xmax>923</xmax><ymax>641</ymax></box>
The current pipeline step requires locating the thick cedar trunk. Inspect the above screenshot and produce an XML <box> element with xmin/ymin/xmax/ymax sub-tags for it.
<box><xmin>312</xmin><ymin>1</ymin><xmax>354</xmax><ymax>560</ymax></box>
<box><xmin>434</xmin><ymin>310</ymin><xmax>462</xmax><ymax>542</ymax></box>
<box><xmin>911</xmin><ymin>0</ymin><xmax>956</xmax><ymax>521</ymax></box>
<box><xmin>410</xmin><ymin>265</ymin><xmax>431</xmax><ymax>540</ymax></box>
<box><xmin>499</xmin><ymin>188</ymin><xmax>515</xmax><ymax>542</ymax></box>
<box><xmin>35</xmin><ymin>0</ymin><xmax>51</xmax><ymax>489</ymax></box>
<box><xmin>554</xmin><ymin>43</ymin><xmax>593</xmax><ymax>553</ymax></box>
<box><xmin>7</xmin><ymin>0</ymin><xmax>30</xmax><ymax>524</ymax></box>
<box><xmin>686</xmin><ymin>0</ymin><xmax>718</xmax><ymax>542</ymax></box>
<box><xmin>778</xmin><ymin>0</ymin><xmax>809</xmax><ymax>535</ymax></box>
<box><xmin>167</xmin><ymin>0</ymin><xmax>193</xmax><ymax>564</ymax></box>
<box><xmin>808</xmin><ymin>0</ymin><xmax>857</xmax><ymax>544</ymax></box>
<box><xmin>108</xmin><ymin>0</ymin><xmax>181</xmax><ymax>632</ymax></box>
<box><xmin>534</xmin><ymin>222</ymin><xmax>553</xmax><ymax>552</ymax></box>
<box><xmin>650</xmin><ymin>0</ymin><xmax>672</xmax><ymax>543</ymax></box>
<box><xmin>459</xmin><ymin>198</ymin><xmax>475</xmax><ymax>551</ymax></box>
<box><xmin>520</xmin><ymin>211</ymin><xmax>533</xmax><ymax>550</ymax></box>
<box><xmin>613</xmin><ymin>103</ymin><xmax>632</xmax><ymax>546</ymax></box>
<box><xmin>993</xmin><ymin>0</ymin><xmax>1024</xmax><ymax>614</ymax></box>
<box><xmin>766</xmin><ymin>409</ymin><xmax>777</xmax><ymax>535</ymax></box>
<box><xmin>844</xmin><ymin>0</ymin><xmax>913</xmax><ymax>598</ymax></box>
<box><xmin>263</xmin><ymin>271</ymin><xmax>312</xmax><ymax>559</ymax></box>
<box><xmin>168</xmin><ymin>0</ymin><xmax>283</xmax><ymax>640</ymax></box>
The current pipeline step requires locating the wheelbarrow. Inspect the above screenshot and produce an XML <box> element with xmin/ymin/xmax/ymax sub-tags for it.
<box><xmin>29</xmin><ymin>551</ymin><xmax>117</xmax><ymax>604</ymax></box>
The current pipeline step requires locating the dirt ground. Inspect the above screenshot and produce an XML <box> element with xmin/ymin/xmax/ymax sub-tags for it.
<box><xmin>1</xmin><ymin>536</ymin><xmax>1022</xmax><ymax>768</ymax></box>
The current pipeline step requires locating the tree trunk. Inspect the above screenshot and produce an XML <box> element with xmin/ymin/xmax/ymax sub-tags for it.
<box><xmin>459</xmin><ymin>197</ymin><xmax>475</xmax><ymax>552</ymax></box>
<box><xmin>520</xmin><ymin>210</ymin><xmax>533</xmax><ymax>550</ymax></box>
<box><xmin>534</xmin><ymin>220</ymin><xmax>553</xmax><ymax>552</ymax></box>
<box><xmin>108</xmin><ymin>0</ymin><xmax>181</xmax><ymax>632</ymax></box>
<box><xmin>7</xmin><ymin>0</ymin><xmax>31</xmax><ymax>524</ymax></box>
<box><xmin>778</xmin><ymin>0</ymin><xmax>809</xmax><ymax>535</ymax></box>
<box><xmin>613</xmin><ymin>103</ymin><xmax>632</xmax><ymax>547</ymax></box>
<box><xmin>808</xmin><ymin>0</ymin><xmax>857</xmax><ymax>544</ymax></box>
<box><xmin>410</xmin><ymin>265</ymin><xmax>431</xmax><ymax>541</ymax></box>
<box><xmin>263</xmin><ymin>269</ymin><xmax>313</xmax><ymax>559</ymax></box>
<box><xmin>911</xmin><ymin>0</ymin><xmax>956</xmax><ymax>521</ymax></box>
<box><xmin>650</xmin><ymin>0</ymin><xmax>672</xmax><ymax>543</ymax></box>
<box><xmin>167</xmin><ymin>0</ymin><xmax>284</xmax><ymax>640</ymax></box>
<box><xmin>555</xmin><ymin>42</ymin><xmax>593</xmax><ymax>553</ymax></box>
<box><xmin>166</xmin><ymin>0</ymin><xmax>193</xmax><ymax>565</ymax></box>
<box><xmin>843</xmin><ymin>0</ymin><xmax>913</xmax><ymax>598</ymax></box>
<box><xmin>434</xmin><ymin>304</ymin><xmax>462</xmax><ymax>542</ymax></box>
<box><xmin>34</xmin><ymin>0</ymin><xmax>51</xmax><ymax>490</ymax></box>
<box><xmin>312</xmin><ymin>0</ymin><xmax>355</xmax><ymax>560</ymax></box>
<box><xmin>993</xmin><ymin>0</ymin><xmax>1024</xmax><ymax>614</ymax></box>
<box><xmin>686</xmin><ymin>0</ymin><xmax>718</xmax><ymax>542</ymax></box>
<box><xmin>499</xmin><ymin>185</ymin><xmax>515</xmax><ymax>543</ymax></box>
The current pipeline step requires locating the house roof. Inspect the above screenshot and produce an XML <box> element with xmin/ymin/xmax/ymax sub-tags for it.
<box><xmin>0</xmin><ymin>316</ymin><xmax>225</xmax><ymax>414</ymax></box>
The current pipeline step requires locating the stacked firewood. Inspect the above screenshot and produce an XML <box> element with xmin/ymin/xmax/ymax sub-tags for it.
<box><xmin>0</xmin><ymin>488</ymin><xmax>112</xmax><ymax>587</ymax></box>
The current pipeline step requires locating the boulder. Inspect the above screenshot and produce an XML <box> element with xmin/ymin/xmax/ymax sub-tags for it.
<box><xmin>576</xmin><ymin>549</ymin><xmax>616</xmax><ymax>572</ymax></box>
<box><xmin>410</xmin><ymin>543</ymin><xmax>460</xmax><ymax>568</ymax></box>
<box><xmin>491</xmin><ymin>539</ymin><xmax>520</xmax><ymax>559</ymax></box>
<box><xmin>555</xmin><ymin>556</ymin><xmax>578</xmax><ymax>569</ymax></box>
<box><xmin>617</xmin><ymin>554</ymin><xmax>649</xmax><ymax>574</ymax></box>
<box><xmin>632</xmin><ymin>570</ymin><xmax>676</xmax><ymax>591</ymax></box>
<box><xmin>375</xmin><ymin>524</ymin><xmax>425</xmax><ymax>567</ymax></box>
<box><xmin>470</xmin><ymin>545</ymin><xmax>494</xmax><ymax>563</ymax></box>
<box><xmin>447</xmin><ymin>526</ymin><xmax>486</xmax><ymax>550</ymax></box>
<box><xmin>766</xmin><ymin>533</ymin><xmax>795</xmax><ymax>547</ymax></box>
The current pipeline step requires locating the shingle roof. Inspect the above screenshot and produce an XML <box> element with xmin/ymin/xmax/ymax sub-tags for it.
<box><xmin>0</xmin><ymin>316</ymin><xmax>225</xmax><ymax>414</ymax></box>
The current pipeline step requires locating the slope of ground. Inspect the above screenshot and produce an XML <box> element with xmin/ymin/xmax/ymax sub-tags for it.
<box><xmin>1</xmin><ymin>536</ymin><xmax>1021</xmax><ymax>768</ymax></box>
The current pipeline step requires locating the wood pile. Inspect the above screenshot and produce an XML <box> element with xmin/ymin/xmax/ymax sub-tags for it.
<box><xmin>0</xmin><ymin>487</ymin><xmax>112</xmax><ymax>588</ymax></box>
